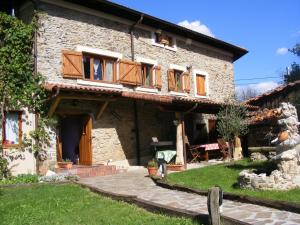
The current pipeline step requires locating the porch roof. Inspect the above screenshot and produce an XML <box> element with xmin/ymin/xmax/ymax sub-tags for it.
<box><xmin>44</xmin><ymin>82</ymin><xmax>258</xmax><ymax>113</ymax></box>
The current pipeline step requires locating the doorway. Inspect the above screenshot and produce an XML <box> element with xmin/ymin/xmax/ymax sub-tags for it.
<box><xmin>57</xmin><ymin>115</ymin><xmax>92</xmax><ymax>165</ymax></box>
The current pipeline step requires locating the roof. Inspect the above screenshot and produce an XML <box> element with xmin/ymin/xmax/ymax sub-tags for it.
<box><xmin>44</xmin><ymin>82</ymin><xmax>258</xmax><ymax>112</ymax></box>
<box><xmin>245</xmin><ymin>80</ymin><xmax>300</xmax><ymax>106</ymax></box>
<box><xmin>49</xmin><ymin>0</ymin><xmax>247</xmax><ymax>61</ymax></box>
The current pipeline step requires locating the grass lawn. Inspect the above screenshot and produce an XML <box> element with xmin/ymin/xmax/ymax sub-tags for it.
<box><xmin>167</xmin><ymin>159</ymin><xmax>300</xmax><ymax>203</ymax></box>
<box><xmin>0</xmin><ymin>184</ymin><xmax>200</xmax><ymax>225</ymax></box>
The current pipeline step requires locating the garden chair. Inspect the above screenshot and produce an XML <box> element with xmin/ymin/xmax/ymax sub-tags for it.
<box><xmin>217</xmin><ymin>138</ymin><xmax>229</xmax><ymax>159</ymax></box>
<box><xmin>184</xmin><ymin>136</ymin><xmax>204</xmax><ymax>163</ymax></box>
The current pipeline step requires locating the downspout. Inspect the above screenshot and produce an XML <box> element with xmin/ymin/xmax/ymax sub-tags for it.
<box><xmin>130</xmin><ymin>15</ymin><xmax>143</xmax><ymax>165</ymax></box>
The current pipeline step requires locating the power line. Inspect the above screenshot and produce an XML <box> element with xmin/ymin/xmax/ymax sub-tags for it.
<box><xmin>235</xmin><ymin>76</ymin><xmax>279</xmax><ymax>81</ymax></box>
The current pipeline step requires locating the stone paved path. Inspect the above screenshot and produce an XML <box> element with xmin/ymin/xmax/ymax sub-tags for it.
<box><xmin>79</xmin><ymin>168</ymin><xmax>300</xmax><ymax>225</ymax></box>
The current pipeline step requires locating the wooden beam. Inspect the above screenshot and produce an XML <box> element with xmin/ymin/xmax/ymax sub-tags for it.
<box><xmin>96</xmin><ymin>101</ymin><xmax>109</xmax><ymax>120</ymax></box>
<box><xmin>60</xmin><ymin>94</ymin><xmax>116</xmax><ymax>102</ymax></box>
<box><xmin>48</xmin><ymin>96</ymin><xmax>62</xmax><ymax>117</ymax></box>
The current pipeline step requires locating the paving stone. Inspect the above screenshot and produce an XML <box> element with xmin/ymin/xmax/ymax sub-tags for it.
<box><xmin>78</xmin><ymin>168</ymin><xmax>300</xmax><ymax>225</ymax></box>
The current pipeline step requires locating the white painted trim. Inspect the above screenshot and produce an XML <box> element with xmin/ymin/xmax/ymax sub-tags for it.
<box><xmin>193</xmin><ymin>69</ymin><xmax>209</xmax><ymax>98</ymax></box>
<box><xmin>136</xmin><ymin>56</ymin><xmax>157</xmax><ymax>66</ymax></box>
<box><xmin>169</xmin><ymin>91</ymin><xmax>188</xmax><ymax>97</ymax></box>
<box><xmin>151</xmin><ymin>32</ymin><xmax>177</xmax><ymax>52</ymax></box>
<box><xmin>77</xmin><ymin>79</ymin><xmax>123</xmax><ymax>89</ymax></box>
<box><xmin>76</xmin><ymin>45</ymin><xmax>122</xmax><ymax>59</ymax></box>
<box><xmin>169</xmin><ymin>64</ymin><xmax>186</xmax><ymax>72</ymax></box>
<box><xmin>135</xmin><ymin>87</ymin><xmax>159</xmax><ymax>94</ymax></box>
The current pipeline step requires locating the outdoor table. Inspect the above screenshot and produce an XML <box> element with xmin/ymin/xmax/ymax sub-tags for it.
<box><xmin>199</xmin><ymin>143</ymin><xmax>220</xmax><ymax>161</ymax></box>
<box><xmin>150</xmin><ymin>141</ymin><xmax>173</xmax><ymax>152</ymax></box>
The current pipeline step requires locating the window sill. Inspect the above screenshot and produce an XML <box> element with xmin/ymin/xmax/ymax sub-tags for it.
<box><xmin>135</xmin><ymin>86</ymin><xmax>159</xmax><ymax>94</ymax></box>
<box><xmin>195</xmin><ymin>94</ymin><xmax>209</xmax><ymax>99</ymax></box>
<box><xmin>151</xmin><ymin>42</ymin><xmax>177</xmax><ymax>52</ymax></box>
<box><xmin>77</xmin><ymin>79</ymin><xmax>123</xmax><ymax>89</ymax></box>
<box><xmin>169</xmin><ymin>91</ymin><xmax>188</xmax><ymax>97</ymax></box>
<box><xmin>2</xmin><ymin>144</ymin><xmax>21</xmax><ymax>149</ymax></box>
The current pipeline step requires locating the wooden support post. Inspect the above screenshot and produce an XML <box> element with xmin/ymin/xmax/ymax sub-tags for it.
<box><xmin>175</xmin><ymin>112</ymin><xmax>184</xmax><ymax>165</ymax></box>
<box><xmin>207</xmin><ymin>187</ymin><xmax>221</xmax><ymax>225</ymax></box>
<box><xmin>96</xmin><ymin>101</ymin><xmax>109</xmax><ymax>120</ymax></box>
<box><xmin>48</xmin><ymin>96</ymin><xmax>61</xmax><ymax>117</ymax></box>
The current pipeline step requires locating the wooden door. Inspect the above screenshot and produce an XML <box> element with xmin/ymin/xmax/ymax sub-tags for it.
<box><xmin>79</xmin><ymin>116</ymin><xmax>92</xmax><ymax>165</ymax></box>
<box><xmin>208</xmin><ymin>119</ymin><xmax>217</xmax><ymax>142</ymax></box>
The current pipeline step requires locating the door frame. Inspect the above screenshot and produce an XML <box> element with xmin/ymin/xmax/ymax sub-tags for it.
<box><xmin>56</xmin><ymin>113</ymin><xmax>92</xmax><ymax>165</ymax></box>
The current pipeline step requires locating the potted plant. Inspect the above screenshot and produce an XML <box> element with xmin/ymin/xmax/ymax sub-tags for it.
<box><xmin>147</xmin><ymin>159</ymin><xmax>158</xmax><ymax>176</ymax></box>
<box><xmin>57</xmin><ymin>159</ymin><xmax>73</xmax><ymax>169</ymax></box>
<box><xmin>166</xmin><ymin>163</ymin><xmax>185</xmax><ymax>171</ymax></box>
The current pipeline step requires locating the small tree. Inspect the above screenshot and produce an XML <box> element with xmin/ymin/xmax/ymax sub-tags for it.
<box><xmin>216</xmin><ymin>99</ymin><xmax>249</xmax><ymax>159</ymax></box>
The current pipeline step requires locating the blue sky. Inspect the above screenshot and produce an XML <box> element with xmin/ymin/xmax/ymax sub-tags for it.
<box><xmin>112</xmin><ymin>0</ymin><xmax>300</xmax><ymax>93</ymax></box>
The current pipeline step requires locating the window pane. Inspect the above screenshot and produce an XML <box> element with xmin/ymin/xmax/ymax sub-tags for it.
<box><xmin>4</xmin><ymin>112</ymin><xmax>19</xmax><ymax>145</ymax></box>
<box><xmin>145</xmin><ymin>65</ymin><xmax>151</xmax><ymax>86</ymax></box>
<box><xmin>175</xmin><ymin>71</ymin><xmax>182</xmax><ymax>91</ymax></box>
<box><xmin>94</xmin><ymin>58</ymin><xmax>103</xmax><ymax>80</ymax></box>
<box><xmin>83</xmin><ymin>56</ymin><xmax>90</xmax><ymax>79</ymax></box>
<box><xmin>105</xmin><ymin>60</ymin><xmax>113</xmax><ymax>82</ymax></box>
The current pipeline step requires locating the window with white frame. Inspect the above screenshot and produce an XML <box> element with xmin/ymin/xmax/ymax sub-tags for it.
<box><xmin>0</xmin><ymin>111</ymin><xmax>22</xmax><ymax>147</ymax></box>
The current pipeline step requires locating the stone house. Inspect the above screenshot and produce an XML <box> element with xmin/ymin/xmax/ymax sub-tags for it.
<box><xmin>1</xmin><ymin>0</ymin><xmax>247</xmax><ymax>175</ymax></box>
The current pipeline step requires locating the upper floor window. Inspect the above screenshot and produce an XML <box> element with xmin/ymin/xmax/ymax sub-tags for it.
<box><xmin>141</xmin><ymin>63</ymin><xmax>153</xmax><ymax>87</ymax></box>
<box><xmin>83</xmin><ymin>54</ymin><xmax>116</xmax><ymax>82</ymax></box>
<box><xmin>154</xmin><ymin>33</ymin><xmax>174</xmax><ymax>47</ymax></box>
<box><xmin>0</xmin><ymin>111</ymin><xmax>22</xmax><ymax>147</ymax></box>
<box><xmin>195</xmin><ymin>73</ymin><xmax>207</xmax><ymax>96</ymax></box>
<box><xmin>168</xmin><ymin>69</ymin><xmax>190</xmax><ymax>93</ymax></box>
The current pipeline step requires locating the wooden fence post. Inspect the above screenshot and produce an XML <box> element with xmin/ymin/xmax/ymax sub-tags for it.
<box><xmin>207</xmin><ymin>187</ymin><xmax>221</xmax><ymax>225</ymax></box>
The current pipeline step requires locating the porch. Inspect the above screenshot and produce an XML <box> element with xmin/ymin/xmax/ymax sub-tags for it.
<box><xmin>44</xmin><ymin>82</ymin><xmax>232</xmax><ymax>175</ymax></box>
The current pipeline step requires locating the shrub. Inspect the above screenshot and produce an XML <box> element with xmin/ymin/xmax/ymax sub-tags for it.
<box><xmin>0</xmin><ymin>174</ymin><xmax>39</xmax><ymax>185</ymax></box>
<box><xmin>147</xmin><ymin>159</ymin><xmax>158</xmax><ymax>168</ymax></box>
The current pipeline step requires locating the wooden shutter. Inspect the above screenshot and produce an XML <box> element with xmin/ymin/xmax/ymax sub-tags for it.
<box><xmin>183</xmin><ymin>72</ymin><xmax>190</xmax><ymax>93</ymax></box>
<box><xmin>155</xmin><ymin>66</ymin><xmax>162</xmax><ymax>89</ymax></box>
<box><xmin>119</xmin><ymin>59</ymin><xmax>142</xmax><ymax>85</ymax></box>
<box><xmin>196</xmin><ymin>75</ymin><xmax>206</xmax><ymax>96</ymax></box>
<box><xmin>168</xmin><ymin>69</ymin><xmax>175</xmax><ymax>91</ymax></box>
<box><xmin>62</xmin><ymin>50</ymin><xmax>83</xmax><ymax>78</ymax></box>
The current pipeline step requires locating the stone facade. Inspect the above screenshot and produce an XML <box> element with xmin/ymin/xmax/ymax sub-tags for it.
<box><xmin>36</xmin><ymin>2</ymin><xmax>235</xmax><ymax>102</ymax></box>
<box><xmin>15</xmin><ymin>0</ymin><xmax>240</xmax><ymax>171</ymax></box>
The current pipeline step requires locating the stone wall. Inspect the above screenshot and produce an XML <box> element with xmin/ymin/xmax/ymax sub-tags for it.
<box><xmin>54</xmin><ymin>98</ymin><xmax>174</xmax><ymax>168</ymax></box>
<box><xmin>36</xmin><ymin>2</ymin><xmax>235</xmax><ymax>102</ymax></box>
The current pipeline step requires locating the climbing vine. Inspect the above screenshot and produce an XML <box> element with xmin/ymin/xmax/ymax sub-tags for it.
<box><xmin>0</xmin><ymin>12</ymin><xmax>54</xmax><ymax>178</ymax></box>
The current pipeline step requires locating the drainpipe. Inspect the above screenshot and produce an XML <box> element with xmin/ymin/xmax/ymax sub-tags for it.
<box><xmin>129</xmin><ymin>15</ymin><xmax>143</xmax><ymax>165</ymax></box>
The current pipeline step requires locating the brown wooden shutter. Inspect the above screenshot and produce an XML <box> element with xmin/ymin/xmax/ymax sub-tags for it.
<box><xmin>168</xmin><ymin>69</ymin><xmax>175</xmax><ymax>91</ymax></box>
<box><xmin>183</xmin><ymin>72</ymin><xmax>190</xmax><ymax>93</ymax></box>
<box><xmin>119</xmin><ymin>59</ymin><xmax>142</xmax><ymax>85</ymax></box>
<box><xmin>155</xmin><ymin>66</ymin><xmax>162</xmax><ymax>89</ymax></box>
<box><xmin>196</xmin><ymin>75</ymin><xmax>206</xmax><ymax>96</ymax></box>
<box><xmin>62</xmin><ymin>50</ymin><xmax>83</xmax><ymax>78</ymax></box>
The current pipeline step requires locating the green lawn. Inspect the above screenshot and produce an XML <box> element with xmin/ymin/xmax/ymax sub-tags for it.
<box><xmin>167</xmin><ymin>159</ymin><xmax>300</xmax><ymax>203</ymax></box>
<box><xmin>0</xmin><ymin>184</ymin><xmax>200</xmax><ymax>225</ymax></box>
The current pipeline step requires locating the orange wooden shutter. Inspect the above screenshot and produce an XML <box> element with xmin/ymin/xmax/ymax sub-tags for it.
<box><xmin>183</xmin><ymin>72</ymin><xmax>190</xmax><ymax>93</ymax></box>
<box><xmin>62</xmin><ymin>50</ymin><xmax>83</xmax><ymax>78</ymax></box>
<box><xmin>119</xmin><ymin>59</ymin><xmax>142</xmax><ymax>85</ymax></box>
<box><xmin>168</xmin><ymin>69</ymin><xmax>175</xmax><ymax>91</ymax></box>
<box><xmin>196</xmin><ymin>75</ymin><xmax>206</xmax><ymax>96</ymax></box>
<box><xmin>155</xmin><ymin>66</ymin><xmax>162</xmax><ymax>89</ymax></box>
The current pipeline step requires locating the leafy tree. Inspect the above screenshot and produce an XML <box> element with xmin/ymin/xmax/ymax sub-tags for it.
<box><xmin>283</xmin><ymin>43</ymin><xmax>300</xmax><ymax>84</ymax></box>
<box><xmin>216</xmin><ymin>98</ymin><xmax>249</xmax><ymax>159</ymax></box>
<box><xmin>0</xmin><ymin>12</ymin><xmax>53</xmax><ymax>178</ymax></box>
<box><xmin>236</xmin><ymin>87</ymin><xmax>258</xmax><ymax>102</ymax></box>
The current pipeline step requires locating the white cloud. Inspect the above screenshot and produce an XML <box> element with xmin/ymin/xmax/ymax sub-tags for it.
<box><xmin>178</xmin><ymin>20</ymin><xmax>214</xmax><ymax>37</ymax></box>
<box><xmin>276</xmin><ymin>47</ymin><xmax>288</xmax><ymax>55</ymax></box>
<box><xmin>236</xmin><ymin>81</ymin><xmax>279</xmax><ymax>100</ymax></box>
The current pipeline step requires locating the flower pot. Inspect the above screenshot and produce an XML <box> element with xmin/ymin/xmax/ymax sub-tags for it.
<box><xmin>57</xmin><ymin>162</ymin><xmax>73</xmax><ymax>169</ymax></box>
<box><xmin>166</xmin><ymin>164</ymin><xmax>185</xmax><ymax>171</ymax></box>
<box><xmin>147</xmin><ymin>167</ymin><xmax>157</xmax><ymax>176</ymax></box>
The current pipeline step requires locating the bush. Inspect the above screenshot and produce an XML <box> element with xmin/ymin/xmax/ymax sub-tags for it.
<box><xmin>147</xmin><ymin>159</ymin><xmax>158</xmax><ymax>168</ymax></box>
<box><xmin>0</xmin><ymin>174</ymin><xmax>39</xmax><ymax>185</ymax></box>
